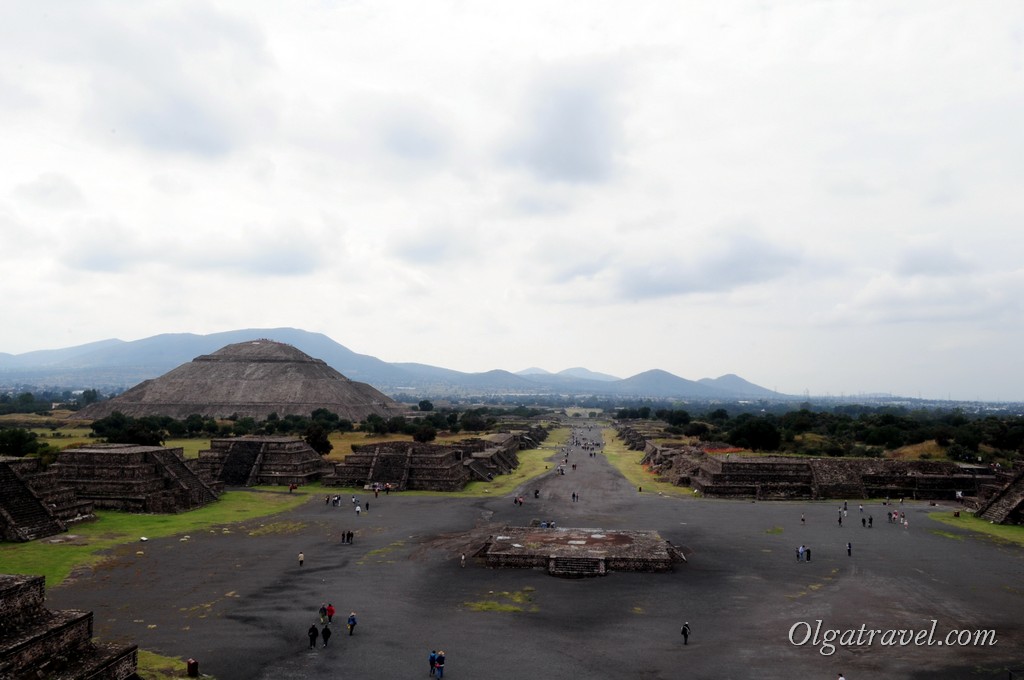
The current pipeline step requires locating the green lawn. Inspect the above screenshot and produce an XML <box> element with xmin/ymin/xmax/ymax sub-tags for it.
<box><xmin>928</xmin><ymin>511</ymin><xmax>1024</xmax><ymax>547</ymax></box>
<box><xmin>0</xmin><ymin>486</ymin><xmax>317</xmax><ymax>587</ymax></box>
<box><xmin>600</xmin><ymin>427</ymin><xmax>693</xmax><ymax>496</ymax></box>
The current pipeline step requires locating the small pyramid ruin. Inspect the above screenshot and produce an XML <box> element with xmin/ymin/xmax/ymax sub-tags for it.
<box><xmin>76</xmin><ymin>340</ymin><xmax>404</xmax><ymax>421</ymax></box>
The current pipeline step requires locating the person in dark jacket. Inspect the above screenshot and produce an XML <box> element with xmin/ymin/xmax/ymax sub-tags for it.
<box><xmin>322</xmin><ymin>624</ymin><xmax>332</xmax><ymax>647</ymax></box>
<box><xmin>429</xmin><ymin>650</ymin><xmax>437</xmax><ymax>676</ymax></box>
<box><xmin>435</xmin><ymin>650</ymin><xmax>446</xmax><ymax>678</ymax></box>
<box><xmin>347</xmin><ymin>612</ymin><xmax>357</xmax><ymax>635</ymax></box>
<box><xmin>307</xmin><ymin>624</ymin><xmax>319</xmax><ymax>649</ymax></box>
<box><xmin>681</xmin><ymin>622</ymin><xmax>691</xmax><ymax>644</ymax></box>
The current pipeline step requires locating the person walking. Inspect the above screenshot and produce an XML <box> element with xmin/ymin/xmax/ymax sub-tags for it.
<box><xmin>319</xmin><ymin>603</ymin><xmax>328</xmax><ymax>623</ymax></box>
<box><xmin>347</xmin><ymin>612</ymin><xmax>357</xmax><ymax>635</ymax></box>
<box><xmin>326</xmin><ymin>603</ymin><xmax>335</xmax><ymax>622</ymax></box>
<box><xmin>322</xmin><ymin>624</ymin><xmax>332</xmax><ymax>647</ymax></box>
<box><xmin>435</xmin><ymin>650</ymin><xmax>446</xmax><ymax>678</ymax></box>
<box><xmin>298</xmin><ymin>551</ymin><xmax>304</xmax><ymax>567</ymax></box>
<box><xmin>307</xmin><ymin>624</ymin><xmax>319</xmax><ymax>649</ymax></box>
<box><xmin>847</xmin><ymin>542</ymin><xmax>852</xmax><ymax>557</ymax></box>
<box><xmin>681</xmin><ymin>622</ymin><xmax>691</xmax><ymax>645</ymax></box>
<box><xmin>429</xmin><ymin>650</ymin><xmax>438</xmax><ymax>676</ymax></box>
<box><xmin>460</xmin><ymin>553</ymin><xmax>466</xmax><ymax>567</ymax></box>
<box><xmin>356</xmin><ymin>504</ymin><xmax>361</xmax><ymax>517</ymax></box>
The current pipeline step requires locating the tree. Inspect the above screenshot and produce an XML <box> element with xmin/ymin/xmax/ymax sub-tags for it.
<box><xmin>728</xmin><ymin>417</ymin><xmax>781</xmax><ymax>452</ymax></box>
<box><xmin>0</xmin><ymin>428</ymin><xmax>40</xmax><ymax>456</ymax></box>
<box><xmin>418</xmin><ymin>400</ymin><xmax>434</xmax><ymax>412</ymax></box>
<box><xmin>305</xmin><ymin>424</ymin><xmax>333</xmax><ymax>455</ymax></box>
<box><xmin>81</xmin><ymin>389</ymin><xmax>100</xmax><ymax>405</ymax></box>
<box><xmin>413</xmin><ymin>425</ymin><xmax>437</xmax><ymax>442</ymax></box>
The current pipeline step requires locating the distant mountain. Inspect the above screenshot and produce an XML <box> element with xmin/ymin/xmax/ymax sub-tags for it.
<box><xmin>516</xmin><ymin>367</ymin><xmax>552</xmax><ymax>376</ymax></box>
<box><xmin>612</xmin><ymin>369</ymin><xmax>731</xmax><ymax>399</ymax></box>
<box><xmin>698</xmin><ymin>374</ymin><xmax>780</xmax><ymax>398</ymax></box>
<box><xmin>558</xmin><ymin>367</ymin><xmax>619</xmax><ymax>382</ymax></box>
<box><xmin>0</xmin><ymin>328</ymin><xmax>788</xmax><ymax>400</ymax></box>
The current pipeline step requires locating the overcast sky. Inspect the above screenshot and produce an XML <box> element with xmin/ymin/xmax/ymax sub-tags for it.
<box><xmin>1</xmin><ymin>1</ymin><xmax>1022</xmax><ymax>401</ymax></box>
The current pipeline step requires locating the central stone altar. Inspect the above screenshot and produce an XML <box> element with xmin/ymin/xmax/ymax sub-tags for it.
<box><xmin>478</xmin><ymin>526</ymin><xmax>686</xmax><ymax>577</ymax></box>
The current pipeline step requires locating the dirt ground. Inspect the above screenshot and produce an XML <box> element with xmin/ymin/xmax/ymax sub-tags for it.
<box><xmin>47</xmin><ymin>425</ymin><xmax>1024</xmax><ymax>680</ymax></box>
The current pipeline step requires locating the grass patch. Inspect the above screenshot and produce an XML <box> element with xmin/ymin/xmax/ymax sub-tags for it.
<box><xmin>930</xmin><ymin>530</ymin><xmax>964</xmax><ymax>541</ymax></box>
<box><xmin>358</xmin><ymin>540</ymin><xmax>406</xmax><ymax>565</ymax></box>
<box><xmin>136</xmin><ymin>649</ymin><xmax>207</xmax><ymax>679</ymax></box>
<box><xmin>163</xmin><ymin>438</ymin><xmax>210</xmax><ymax>460</ymax></box>
<box><xmin>928</xmin><ymin>512</ymin><xmax>1024</xmax><ymax>547</ymax></box>
<box><xmin>600</xmin><ymin>428</ymin><xmax>692</xmax><ymax>496</ymax></box>
<box><xmin>0</xmin><ymin>486</ymin><xmax>317</xmax><ymax>587</ymax></box>
<box><xmin>463</xmin><ymin>588</ymin><xmax>538</xmax><ymax>613</ymax></box>
<box><xmin>765</xmin><ymin>526</ymin><xmax>784</xmax><ymax>535</ymax></box>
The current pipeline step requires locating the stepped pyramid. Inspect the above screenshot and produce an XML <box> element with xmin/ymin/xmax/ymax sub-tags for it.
<box><xmin>76</xmin><ymin>339</ymin><xmax>404</xmax><ymax>421</ymax></box>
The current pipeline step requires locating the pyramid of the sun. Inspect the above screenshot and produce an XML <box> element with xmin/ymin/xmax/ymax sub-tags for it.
<box><xmin>76</xmin><ymin>339</ymin><xmax>404</xmax><ymax>421</ymax></box>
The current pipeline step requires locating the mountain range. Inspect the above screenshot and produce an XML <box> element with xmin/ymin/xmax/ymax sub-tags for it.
<box><xmin>0</xmin><ymin>328</ymin><xmax>788</xmax><ymax>401</ymax></box>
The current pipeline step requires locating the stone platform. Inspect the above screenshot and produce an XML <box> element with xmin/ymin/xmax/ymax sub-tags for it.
<box><xmin>479</xmin><ymin>526</ymin><xmax>685</xmax><ymax>577</ymax></box>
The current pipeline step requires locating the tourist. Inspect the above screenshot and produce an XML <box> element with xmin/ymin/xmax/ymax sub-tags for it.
<box><xmin>847</xmin><ymin>542</ymin><xmax>852</xmax><ymax>557</ymax></box>
<box><xmin>460</xmin><ymin>553</ymin><xmax>466</xmax><ymax>567</ymax></box>
<box><xmin>326</xmin><ymin>603</ymin><xmax>335</xmax><ymax>622</ymax></box>
<box><xmin>868</xmin><ymin>515</ymin><xmax>873</xmax><ymax>528</ymax></box>
<box><xmin>347</xmin><ymin>612</ymin><xmax>357</xmax><ymax>635</ymax></box>
<box><xmin>347</xmin><ymin>531</ymin><xmax>354</xmax><ymax>544</ymax></box>
<box><xmin>800</xmin><ymin>513</ymin><xmax>805</xmax><ymax>525</ymax></box>
<box><xmin>321</xmin><ymin>624</ymin><xmax>332</xmax><ymax>647</ymax></box>
<box><xmin>861</xmin><ymin>517</ymin><xmax>866</xmax><ymax>528</ymax></box>
<box><xmin>429</xmin><ymin>650</ymin><xmax>438</xmax><ymax>676</ymax></box>
<box><xmin>365</xmin><ymin>501</ymin><xmax>369</xmax><ymax>513</ymax></box>
<box><xmin>356</xmin><ymin>504</ymin><xmax>361</xmax><ymax>516</ymax></box>
<box><xmin>298</xmin><ymin>551</ymin><xmax>304</xmax><ymax>567</ymax></box>
<box><xmin>838</xmin><ymin>516</ymin><xmax>842</xmax><ymax>527</ymax></box>
<box><xmin>805</xmin><ymin>546</ymin><xmax>811</xmax><ymax>561</ymax></box>
<box><xmin>435</xmin><ymin>650</ymin><xmax>446</xmax><ymax>678</ymax></box>
<box><xmin>681</xmin><ymin>622</ymin><xmax>691</xmax><ymax>645</ymax></box>
<box><xmin>307</xmin><ymin>624</ymin><xmax>319</xmax><ymax>649</ymax></box>
<box><xmin>319</xmin><ymin>603</ymin><xmax>328</xmax><ymax>623</ymax></box>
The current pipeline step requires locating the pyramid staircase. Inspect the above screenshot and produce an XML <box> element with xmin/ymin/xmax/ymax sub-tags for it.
<box><xmin>976</xmin><ymin>467</ymin><xmax>1024</xmax><ymax>524</ymax></box>
<box><xmin>0</xmin><ymin>461</ymin><xmax>66</xmax><ymax>542</ymax></box>
<box><xmin>148</xmin><ymin>449</ymin><xmax>219</xmax><ymax>507</ymax></box>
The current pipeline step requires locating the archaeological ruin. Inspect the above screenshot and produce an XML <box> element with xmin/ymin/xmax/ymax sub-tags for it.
<box><xmin>196</xmin><ymin>435</ymin><xmax>330</xmax><ymax>486</ymax></box>
<box><xmin>0</xmin><ymin>456</ymin><xmax>94</xmax><ymax>543</ymax></box>
<box><xmin>0</xmin><ymin>574</ymin><xmax>137</xmax><ymax>679</ymax></box>
<box><xmin>619</xmin><ymin>424</ymin><xmax>1008</xmax><ymax>513</ymax></box>
<box><xmin>74</xmin><ymin>339</ymin><xmax>405</xmax><ymax>421</ymax></box>
<box><xmin>477</xmin><ymin>526</ymin><xmax>687</xmax><ymax>577</ymax></box>
<box><xmin>49</xmin><ymin>443</ymin><xmax>219</xmax><ymax>514</ymax></box>
<box><xmin>324</xmin><ymin>426</ymin><xmax>547</xmax><ymax>491</ymax></box>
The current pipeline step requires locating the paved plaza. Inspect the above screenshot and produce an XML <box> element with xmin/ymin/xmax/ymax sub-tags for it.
<box><xmin>47</xmin><ymin>425</ymin><xmax>1024</xmax><ymax>679</ymax></box>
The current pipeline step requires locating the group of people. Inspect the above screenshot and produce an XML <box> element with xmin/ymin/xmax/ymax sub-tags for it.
<box><xmin>428</xmin><ymin>649</ymin><xmax>447</xmax><ymax>677</ymax></box>
<box><xmin>307</xmin><ymin>609</ymin><xmax>358</xmax><ymax>650</ymax></box>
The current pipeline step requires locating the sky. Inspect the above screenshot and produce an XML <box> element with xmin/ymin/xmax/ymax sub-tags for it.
<box><xmin>1</xmin><ymin>1</ymin><xmax>1022</xmax><ymax>401</ymax></box>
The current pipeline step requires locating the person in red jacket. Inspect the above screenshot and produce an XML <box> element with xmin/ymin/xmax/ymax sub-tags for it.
<box><xmin>326</xmin><ymin>603</ymin><xmax>335</xmax><ymax>623</ymax></box>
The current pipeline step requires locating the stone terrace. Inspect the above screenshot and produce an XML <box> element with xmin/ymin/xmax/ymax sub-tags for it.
<box><xmin>50</xmin><ymin>444</ymin><xmax>219</xmax><ymax>513</ymax></box>
<box><xmin>0</xmin><ymin>574</ymin><xmax>137</xmax><ymax>679</ymax></box>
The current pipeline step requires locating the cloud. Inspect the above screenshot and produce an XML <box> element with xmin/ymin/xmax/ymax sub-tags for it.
<box><xmin>615</xmin><ymin>225</ymin><xmax>801</xmax><ymax>300</ymax></box>
<box><xmin>13</xmin><ymin>173</ymin><xmax>85</xmax><ymax>209</ymax></box>
<box><xmin>895</xmin><ymin>245</ymin><xmax>976</xmax><ymax>277</ymax></box>
<box><xmin>57</xmin><ymin>218</ymin><xmax>326</xmax><ymax>277</ymax></box>
<box><xmin>504</xmin><ymin>64</ymin><xmax>624</xmax><ymax>184</ymax></box>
